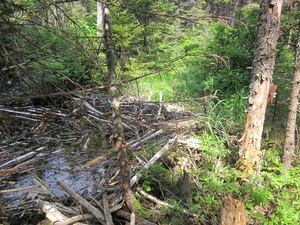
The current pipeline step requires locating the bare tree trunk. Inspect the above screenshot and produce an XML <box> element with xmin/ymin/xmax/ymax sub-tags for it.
<box><xmin>236</xmin><ymin>0</ymin><xmax>284</xmax><ymax>174</ymax></box>
<box><xmin>221</xmin><ymin>1</ymin><xmax>284</xmax><ymax>224</ymax></box>
<box><xmin>282</xmin><ymin>24</ymin><xmax>300</xmax><ymax>170</ymax></box>
<box><xmin>102</xmin><ymin>2</ymin><xmax>135</xmax><ymax>212</ymax></box>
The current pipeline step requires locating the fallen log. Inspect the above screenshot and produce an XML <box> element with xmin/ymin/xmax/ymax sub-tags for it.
<box><xmin>130</xmin><ymin>136</ymin><xmax>177</xmax><ymax>186</ymax></box>
<box><xmin>57</xmin><ymin>179</ymin><xmax>105</xmax><ymax>224</ymax></box>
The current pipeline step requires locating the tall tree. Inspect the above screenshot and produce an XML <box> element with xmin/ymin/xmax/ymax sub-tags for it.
<box><xmin>282</xmin><ymin>23</ymin><xmax>300</xmax><ymax>170</ymax></box>
<box><xmin>236</xmin><ymin>0</ymin><xmax>284</xmax><ymax>174</ymax></box>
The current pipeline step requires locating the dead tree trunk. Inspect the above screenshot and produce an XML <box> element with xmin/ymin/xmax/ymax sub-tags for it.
<box><xmin>221</xmin><ymin>196</ymin><xmax>247</xmax><ymax>225</ymax></box>
<box><xmin>236</xmin><ymin>0</ymin><xmax>284</xmax><ymax>174</ymax></box>
<box><xmin>102</xmin><ymin>1</ymin><xmax>135</xmax><ymax>212</ymax></box>
<box><xmin>282</xmin><ymin>24</ymin><xmax>300</xmax><ymax>170</ymax></box>
<box><xmin>221</xmin><ymin>1</ymin><xmax>284</xmax><ymax>224</ymax></box>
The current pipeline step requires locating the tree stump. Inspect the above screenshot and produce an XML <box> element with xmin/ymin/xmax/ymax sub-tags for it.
<box><xmin>221</xmin><ymin>196</ymin><xmax>247</xmax><ymax>225</ymax></box>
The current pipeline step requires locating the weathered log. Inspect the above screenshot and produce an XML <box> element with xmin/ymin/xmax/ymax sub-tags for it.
<box><xmin>57</xmin><ymin>179</ymin><xmax>105</xmax><ymax>224</ymax></box>
<box><xmin>130</xmin><ymin>136</ymin><xmax>177</xmax><ymax>186</ymax></box>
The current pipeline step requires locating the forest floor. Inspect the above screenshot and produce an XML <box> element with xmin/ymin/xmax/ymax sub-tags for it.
<box><xmin>0</xmin><ymin>92</ymin><xmax>212</xmax><ymax>225</ymax></box>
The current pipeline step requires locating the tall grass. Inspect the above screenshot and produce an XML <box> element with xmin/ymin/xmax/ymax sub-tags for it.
<box><xmin>124</xmin><ymin>72</ymin><xmax>183</xmax><ymax>101</ymax></box>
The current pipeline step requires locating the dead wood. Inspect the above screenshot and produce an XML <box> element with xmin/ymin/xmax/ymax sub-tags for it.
<box><xmin>0</xmin><ymin>146</ymin><xmax>46</xmax><ymax>169</ymax></box>
<box><xmin>57</xmin><ymin>179</ymin><xmax>105</xmax><ymax>224</ymax></box>
<box><xmin>0</xmin><ymin>184</ymin><xmax>42</xmax><ymax>194</ymax></box>
<box><xmin>38</xmin><ymin>200</ymin><xmax>88</xmax><ymax>225</ymax></box>
<box><xmin>0</xmin><ymin>77</ymin><xmax>196</xmax><ymax>224</ymax></box>
<box><xmin>128</xmin><ymin>129</ymin><xmax>164</xmax><ymax>150</ymax></box>
<box><xmin>130</xmin><ymin>136</ymin><xmax>177</xmax><ymax>187</ymax></box>
<box><xmin>221</xmin><ymin>196</ymin><xmax>247</xmax><ymax>225</ymax></box>
<box><xmin>83</xmin><ymin>101</ymin><xmax>104</xmax><ymax>116</ymax></box>
<box><xmin>130</xmin><ymin>212</ymin><xmax>136</xmax><ymax>225</ymax></box>
<box><xmin>84</xmin><ymin>101</ymin><xmax>135</xmax><ymax>131</ymax></box>
<box><xmin>102</xmin><ymin>192</ymin><xmax>114</xmax><ymax>225</ymax></box>
<box><xmin>114</xmin><ymin>210</ymin><xmax>157</xmax><ymax>225</ymax></box>
<box><xmin>236</xmin><ymin>0</ymin><xmax>284</xmax><ymax>175</ymax></box>
<box><xmin>55</xmin><ymin>214</ymin><xmax>94</xmax><ymax>225</ymax></box>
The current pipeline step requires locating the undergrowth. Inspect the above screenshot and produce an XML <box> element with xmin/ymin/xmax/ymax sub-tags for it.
<box><xmin>132</xmin><ymin>91</ymin><xmax>300</xmax><ymax>225</ymax></box>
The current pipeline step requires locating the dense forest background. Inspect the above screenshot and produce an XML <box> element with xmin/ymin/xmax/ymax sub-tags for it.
<box><xmin>0</xmin><ymin>0</ymin><xmax>299</xmax><ymax>224</ymax></box>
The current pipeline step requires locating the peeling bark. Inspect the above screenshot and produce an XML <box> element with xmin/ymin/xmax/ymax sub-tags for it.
<box><xmin>236</xmin><ymin>0</ymin><xmax>284</xmax><ymax>174</ymax></box>
<box><xmin>282</xmin><ymin>24</ymin><xmax>300</xmax><ymax>170</ymax></box>
<box><xmin>224</xmin><ymin>1</ymin><xmax>284</xmax><ymax>224</ymax></box>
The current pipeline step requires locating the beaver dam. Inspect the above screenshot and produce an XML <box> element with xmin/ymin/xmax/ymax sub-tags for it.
<box><xmin>0</xmin><ymin>93</ymin><xmax>217</xmax><ymax>225</ymax></box>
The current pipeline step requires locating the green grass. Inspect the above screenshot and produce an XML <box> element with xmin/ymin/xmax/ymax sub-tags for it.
<box><xmin>124</xmin><ymin>72</ymin><xmax>183</xmax><ymax>101</ymax></box>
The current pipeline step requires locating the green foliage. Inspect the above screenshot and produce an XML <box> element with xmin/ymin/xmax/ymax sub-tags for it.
<box><xmin>25</xmin><ymin>26</ymin><xmax>91</xmax><ymax>92</ymax></box>
<box><xmin>245</xmin><ymin>166</ymin><xmax>300</xmax><ymax>224</ymax></box>
<box><xmin>141</xmin><ymin>162</ymin><xmax>176</xmax><ymax>195</ymax></box>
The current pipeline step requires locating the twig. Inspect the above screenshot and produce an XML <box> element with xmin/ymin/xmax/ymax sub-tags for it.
<box><xmin>0</xmin><ymin>184</ymin><xmax>42</xmax><ymax>194</ymax></box>
<box><xmin>0</xmin><ymin>146</ymin><xmax>46</xmax><ymax>169</ymax></box>
<box><xmin>137</xmin><ymin>187</ymin><xmax>197</xmax><ymax>218</ymax></box>
<box><xmin>103</xmin><ymin>192</ymin><xmax>114</xmax><ymax>225</ymax></box>
<box><xmin>55</xmin><ymin>214</ymin><xmax>93</xmax><ymax>225</ymax></box>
